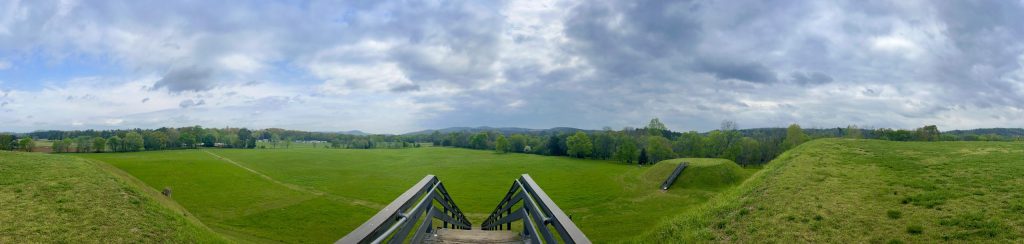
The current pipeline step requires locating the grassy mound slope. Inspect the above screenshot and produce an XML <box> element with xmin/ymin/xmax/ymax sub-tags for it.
<box><xmin>646</xmin><ymin>158</ymin><xmax>748</xmax><ymax>190</ymax></box>
<box><xmin>0</xmin><ymin>151</ymin><xmax>225</xmax><ymax>243</ymax></box>
<box><xmin>640</xmin><ymin>139</ymin><xmax>1024</xmax><ymax>243</ymax></box>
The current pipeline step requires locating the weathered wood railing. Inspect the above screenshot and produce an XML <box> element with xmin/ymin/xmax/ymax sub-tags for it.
<box><xmin>481</xmin><ymin>174</ymin><xmax>590</xmax><ymax>244</ymax></box>
<box><xmin>336</xmin><ymin>175</ymin><xmax>471</xmax><ymax>244</ymax></box>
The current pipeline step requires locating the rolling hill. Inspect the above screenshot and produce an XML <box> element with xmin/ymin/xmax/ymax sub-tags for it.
<box><xmin>640</xmin><ymin>139</ymin><xmax>1024</xmax><ymax>243</ymax></box>
<box><xmin>0</xmin><ymin>151</ymin><xmax>225</xmax><ymax>243</ymax></box>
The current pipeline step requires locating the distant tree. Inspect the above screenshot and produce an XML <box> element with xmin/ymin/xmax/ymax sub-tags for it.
<box><xmin>107</xmin><ymin>136</ymin><xmax>122</xmax><ymax>152</ymax></box>
<box><xmin>566</xmin><ymin>131</ymin><xmax>593</xmax><ymax>158</ymax></box>
<box><xmin>270</xmin><ymin>133</ymin><xmax>281</xmax><ymax>148</ymax></box>
<box><xmin>92</xmin><ymin>137</ymin><xmax>107</xmax><ymax>152</ymax></box>
<box><xmin>470</xmin><ymin>132</ymin><xmax>489</xmax><ymax>150</ymax></box>
<box><xmin>646</xmin><ymin>136</ymin><xmax>673</xmax><ymax>164</ymax></box>
<box><xmin>494</xmin><ymin>134</ymin><xmax>510</xmax><ymax>153</ymax></box>
<box><xmin>124</xmin><ymin>132</ymin><xmax>144</xmax><ymax>151</ymax></box>
<box><xmin>845</xmin><ymin>125</ymin><xmax>862</xmax><ymax>139</ymax></box>
<box><xmin>591</xmin><ymin>132</ymin><xmax>615</xmax><ymax>159</ymax></box>
<box><xmin>783</xmin><ymin>124</ymin><xmax>807</xmax><ymax>149</ymax></box>
<box><xmin>0</xmin><ymin>134</ymin><xmax>14</xmax><ymax>150</ymax></box>
<box><xmin>705</xmin><ymin>130</ymin><xmax>729</xmax><ymax>157</ymax></box>
<box><xmin>509</xmin><ymin>134</ymin><xmax>528</xmax><ymax>153</ymax></box>
<box><xmin>202</xmin><ymin>133</ymin><xmax>217</xmax><ymax>147</ymax></box>
<box><xmin>673</xmin><ymin>131</ymin><xmax>704</xmax><ymax>157</ymax></box>
<box><xmin>76</xmin><ymin>136</ymin><xmax>93</xmax><ymax>153</ymax></box>
<box><xmin>735</xmin><ymin>137</ymin><xmax>762</xmax><ymax>166</ymax></box>
<box><xmin>62</xmin><ymin>138</ymin><xmax>74</xmax><ymax>152</ymax></box>
<box><xmin>52</xmin><ymin>139</ymin><xmax>66</xmax><ymax>153</ymax></box>
<box><xmin>19</xmin><ymin>138</ymin><xmax>35</xmax><ymax>152</ymax></box>
<box><xmin>179</xmin><ymin>133</ymin><xmax>197</xmax><ymax>148</ymax></box>
<box><xmin>613</xmin><ymin>136</ymin><xmax>638</xmax><ymax>164</ymax></box>
<box><xmin>646</xmin><ymin>118</ymin><xmax>668</xmax><ymax>136</ymax></box>
<box><xmin>237</xmin><ymin>128</ymin><xmax>255</xmax><ymax>148</ymax></box>
<box><xmin>721</xmin><ymin>120</ymin><xmax>738</xmax><ymax>131</ymax></box>
<box><xmin>544</xmin><ymin>135</ymin><xmax>566</xmax><ymax>156</ymax></box>
<box><xmin>143</xmin><ymin>131</ymin><xmax>168</xmax><ymax>150</ymax></box>
<box><xmin>916</xmin><ymin>125</ymin><xmax>940</xmax><ymax>141</ymax></box>
<box><xmin>638</xmin><ymin>148</ymin><xmax>649</xmax><ymax>165</ymax></box>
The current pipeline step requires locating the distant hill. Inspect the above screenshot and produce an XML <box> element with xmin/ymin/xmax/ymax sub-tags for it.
<box><xmin>336</xmin><ymin>130</ymin><xmax>370</xmax><ymax>136</ymax></box>
<box><xmin>404</xmin><ymin>126</ymin><xmax>595</xmax><ymax>136</ymax></box>
<box><xmin>944</xmin><ymin>128</ymin><xmax>1024</xmax><ymax>137</ymax></box>
<box><xmin>311</xmin><ymin>130</ymin><xmax>371</xmax><ymax>136</ymax></box>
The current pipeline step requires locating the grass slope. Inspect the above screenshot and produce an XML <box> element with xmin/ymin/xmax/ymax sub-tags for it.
<box><xmin>0</xmin><ymin>151</ymin><xmax>225</xmax><ymax>243</ymax></box>
<box><xmin>80</xmin><ymin>147</ymin><xmax>756</xmax><ymax>243</ymax></box>
<box><xmin>641</xmin><ymin>139</ymin><xmax>1024</xmax><ymax>243</ymax></box>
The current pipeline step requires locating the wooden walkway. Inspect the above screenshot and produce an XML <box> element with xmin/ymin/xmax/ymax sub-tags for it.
<box><xmin>423</xmin><ymin>228</ymin><xmax>523</xmax><ymax>244</ymax></box>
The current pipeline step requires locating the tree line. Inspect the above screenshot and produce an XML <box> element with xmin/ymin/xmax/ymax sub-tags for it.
<box><xmin>1</xmin><ymin>121</ymin><xmax>1020</xmax><ymax>166</ymax></box>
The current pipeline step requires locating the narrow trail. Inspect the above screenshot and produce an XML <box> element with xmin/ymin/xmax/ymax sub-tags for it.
<box><xmin>202</xmin><ymin>150</ymin><xmax>383</xmax><ymax>209</ymax></box>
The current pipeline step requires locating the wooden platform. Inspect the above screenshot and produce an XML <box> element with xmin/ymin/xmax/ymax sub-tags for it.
<box><xmin>422</xmin><ymin>228</ymin><xmax>523</xmax><ymax>244</ymax></box>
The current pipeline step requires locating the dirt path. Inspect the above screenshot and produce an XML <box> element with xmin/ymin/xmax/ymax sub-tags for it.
<box><xmin>202</xmin><ymin>150</ymin><xmax>383</xmax><ymax>209</ymax></box>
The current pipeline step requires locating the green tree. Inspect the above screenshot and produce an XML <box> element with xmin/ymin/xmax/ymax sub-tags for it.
<box><xmin>494</xmin><ymin>134</ymin><xmax>510</xmax><ymax>153</ymax></box>
<box><xmin>76</xmin><ymin>136</ymin><xmax>93</xmax><ymax>153</ymax></box>
<box><xmin>916</xmin><ymin>125</ymin><xmax>940</xmax><ymax>141</ymax></box>
<box><xmin>613</xmin><ymin>137</ymin><xmax>638</xmax><ymax>164</ymax></box>
<box><xmin>52</xmin><ymin>139</ymin><xmax>66</xmax><ymax>153</ymax></box>
<box><xmin>202</xmin><ymin>133</ymin><xmax>217</xmax><ymax>147</ymax></box>
<box><xmin>638</xmin><ymin>148</ymin><xmax>649</xmax><ymax>165</ymax></box>
<box><xmin>124</xmin><ymin>132</ymin><xmax>144</xmax><ymax>151</ymax></box>
<box><xmin>107</xmin><ymin>136</ymin><xmax>122</xmax><ymax>152</ymax></box>
<box><xmin>566</xmin><ymin>131</ymin><xmax>593</xmax><ymax>158</ymax></box>
<box><xmin>673</xmin><ymin>131</ymin><xmax>704</xmax><ymax>157</ymax></box>
<box><xmin>783</xmin><ymin>124</ymin><xmax>807</xmax><ymax>149</ymax></box>
<box><xmin>646</xmin><ymin>118</ymin><xmax>668</xmax><ymax>136</ymax></box>
<box><xmin>735</xmin><ymin>137</ymin><xmax>762</xmax><ymax>166</ymax></box>
<box><xmin>0</xmin><ymin>134</ymin><xmax>14</xmax><ymax>150</ymax></box>
<box><xmin>92</xmin><ymin>137</ymin><xmax>107</xmax><ymax>152</ymax></box>
<box><xmin>470</xmin><ymin>132</ymin><xmax>489</xmax><ymax>149</ymax></box>
<box><xmin>18</xmin><ymin>138</ymin><xmax>35</xmax><ymax>152</ymax></box>
<box><xmin>144</xmin><ymin>131</ymin><xmax>168</xmax><ymax>150</ymax></box>
<box><xmin>61</xmin><ymin>138</ymin><xmax>74</xmax><ymax>152</ymax></box>
<box><xmin>591</xmin><ymin>132</ymin><xmax>615</xmax><ymax>159</ymax></box>
<box><xmin>646</xmin><ymin>136</ymin><xmax>673</xmax><ymax>164</ymax></box>
<box><xmin>509</xmin><ymin>134</ymin><xmax>528</xmax><ymax>153</ymax></box>
<box><xmin>845</xmin><ymin>125</ymin><xmax>862</xmax><ymax>139</ymax></box>
<box><xmin>237</xmin><ymin>128</ymin><xmax>254</xmax><ymax>148</ymax></box>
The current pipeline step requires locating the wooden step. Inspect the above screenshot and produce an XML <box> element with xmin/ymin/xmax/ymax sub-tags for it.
<box><xmin>422</xmin><ymin>228</ymin><xmax>523</xmax><ymax>244</ymax></box>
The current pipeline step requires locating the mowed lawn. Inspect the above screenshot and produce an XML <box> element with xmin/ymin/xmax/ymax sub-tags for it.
<box><xmin>79</xmin><ymin>147</ymin><xmax>754</xmax><ymax>243</ymax></box>
<box><xmin>643</xmin><ymin>139</ymin><xmax>1024</xmax><ymax>243</ymax></box>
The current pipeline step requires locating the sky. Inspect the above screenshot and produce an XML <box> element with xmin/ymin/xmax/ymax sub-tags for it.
<box><xmin>1</xmin><ymin>0</ymin><xmax>1023</xmax><ymax>134</ymax></box>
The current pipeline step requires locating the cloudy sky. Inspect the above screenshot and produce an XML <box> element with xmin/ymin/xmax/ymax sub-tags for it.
<box><xmin>1</xmin><ymin>0</ymin><xmax>1023</xmax><ymax>133</ymax></box>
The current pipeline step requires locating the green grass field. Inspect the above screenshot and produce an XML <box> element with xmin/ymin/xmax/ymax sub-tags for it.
<box><xmin>78</xmin><ymin>147</ymin><xmax>755</xmax><ymax>243</ymax></box>
<box><xmin>641</xmin><ymin>139</ymin><xmax>1024</xmax><ymax>243</ymax></box>
<box><xmin>0</xmin><ymin>151</ymin><xmax>225</xmax><ymax>243</ymax></box>
<box><xmin>13</xmin><ymin>139</ymin><xmax>1020</xmax><ymax>243</ymax></box>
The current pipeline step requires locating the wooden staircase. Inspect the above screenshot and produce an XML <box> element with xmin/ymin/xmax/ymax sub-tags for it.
<box><xmin>423</xmin><ymin>228</ymin><xmax>523</xmax><ymax>244</ymax></box>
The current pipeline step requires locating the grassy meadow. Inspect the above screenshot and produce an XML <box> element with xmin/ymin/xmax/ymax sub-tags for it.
<box><xmin>641</xmin><ymin>139</ymin><xmax>1024</xmax><ymax>243</ymax></box>
<box><xmin>77</xmin><ymin>147</ymin><xmax>755</xmax><ymax>243</ymax></box>
<box><xmin>0</xmin><ymin>151</ymin><xmax>225</xmax><ymax>243</ymax></box>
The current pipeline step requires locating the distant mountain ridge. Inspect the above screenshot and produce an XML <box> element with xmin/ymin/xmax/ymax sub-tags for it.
<box><xmin>403</xmin><ymin>126</ymin><xmax>595</xmax><ymax>136</ymax></box>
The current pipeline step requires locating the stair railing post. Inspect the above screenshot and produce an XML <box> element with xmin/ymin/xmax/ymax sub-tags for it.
<box><xmin>443</xmin><ymin>208</ymin><xmax>449</xmax><ymax>229</ymax></box>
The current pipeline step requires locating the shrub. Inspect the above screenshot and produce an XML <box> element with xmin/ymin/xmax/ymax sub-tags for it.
<box><xmin>906</xmin><ymin>225</ymin><xmax>923</xmax><ymax>234</ymax></box>
<box><xmin>887</xmin><ymin>210</ymin><xmax>902</xmax><ymax>219</ymax></box>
